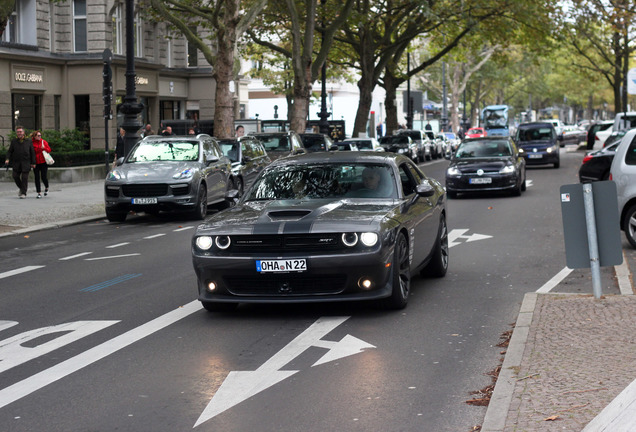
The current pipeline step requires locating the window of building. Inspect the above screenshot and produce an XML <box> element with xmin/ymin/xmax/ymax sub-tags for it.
<box><xmin>75</xmin><ymin>95</ymin><xmax>91</xmax><ymax>146</ymax></box>
<box><xmin>2</xmin><ymin>0</ymin><xmax>36</xmax><ymax>45</ymax></box>
<box><xmin>112</xmin><ymin>3</ymin><xmax>123</xmax><ymax>55</ymax></box>
<box><xmin>160</xmin><ymin>100</ymin><xmax>181</xmax><ymax>121</ymax></box>
<box><xmin>54</xmin><ymin>95</ymin><xmax>61</xmax><ymax>131</ymax></box>
<box><xmin>2</xmin><ymin>10</ymin><xmax>17</xmax><ymax>43</ymax></box>
<box><xmin>73</xmin><ymin>0</ymin><xmax>87</xmax><ymax>52</ymax></box>
<box><xmin>187</xmin><ymin>35</ymin><xmax>198</xmax><ymax>67</ymax></box>
<box><xmin>12</xmin><ymin>94</ymin><xmax>42</xmax><ymax>131</ymax></box>
<box><xmin>134</xmin><ymin>12</ymin><xmax>143</xmax><ymax>57</ymax></box>
<box><xmin>166</xmin><ymin>37</ymin><xmax>172</xmax><ymax>67</ymax></box>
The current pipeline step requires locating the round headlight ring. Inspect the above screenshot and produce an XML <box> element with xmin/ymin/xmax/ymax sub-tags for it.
<box><xmin>342</xmin><ymin>232</ymin><xmax>359</xmax><ymax>247</ymax></box>
<box><xmin>215</xmin><ymin>235</ymin><xmax>231</xmax><ymax>250</ymax></box>
<box><xmin>196</xmin><ymin>236</ymin><xmax>213</xmax><ymax>251</ymax></box>
<box><xmin>360</xmin><ymin>232</ymin><xmax>379</xmax><ymax>247</ymax></box>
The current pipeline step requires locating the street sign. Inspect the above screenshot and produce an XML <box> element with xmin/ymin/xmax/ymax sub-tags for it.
<box><xmin>560</xmin><ymin>181</ymin><xmax>622</xmax><ymax>269</ymax></box>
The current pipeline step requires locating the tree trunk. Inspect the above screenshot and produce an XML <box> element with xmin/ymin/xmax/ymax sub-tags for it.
<box><xmin>290</xmin><ymin>67</ymin><xmax>311</xmax><ymax>133</ymax></box>
<box><xmin>383</xmin><ymin>70</ymin><xmax>399</xmax><ymax>135</ymax></box>
<box><xmin>213</xmin><ymin>37</ymin><xmax>236</xmax><ymax>139</ymax></box>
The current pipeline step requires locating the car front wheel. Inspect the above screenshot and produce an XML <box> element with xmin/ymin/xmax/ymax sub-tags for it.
<box><xmin>623</xmin><ymin>205</ymin><xmax>636</xmax><ymax>248</ymax></box>
<box><xmin>382</xmin><ymin>232</ymin><xmax>410</xmax><ymax>309</ymax></box>
<box><xmin>421</xmin><ymin>214</ymin><xmax>449</xmax><ymax>278</ymax></box>
<box><xmin>192</xmin><ymin>185</ymin><xmax>208</xmax><ymax>220</ymax></box>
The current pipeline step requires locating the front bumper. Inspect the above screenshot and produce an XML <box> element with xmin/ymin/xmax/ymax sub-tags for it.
<box><xmin>104</xmin><ymin>182</ymin><xmax>197</xmax><ymax>212</ymax></box>
<box><xmin>445</xmin><ymin>173</ymin><xmax>520</xmax><ymax>192</ymax></box>
<box><xmin>192</xmin><ymin>247</ymin><xmax>395</xmax><ymax>304</ymax></box>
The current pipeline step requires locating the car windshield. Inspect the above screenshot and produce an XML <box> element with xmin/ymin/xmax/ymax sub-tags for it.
<box><xmin>444</xmin><ymin>133</ymin><xmax>456</xmax><ymax>139</ymax></box>
<box><xmin>398</xmin><ymin>131</ymin><xmax>420</xmax><ymax>140</ymax></box>
<box><xmin>468</xmin><ymin>129</ymin><xmax>482</xmax><ymax>134</ymax></box>
<box><xmin>517</xmin><ymin>127</ymin><xmax>554</xmax><ymax>142</ymax></box>
<box><xmin>380</xmin><ymin>136</ymin><xmax>408</xmax><ymax>145</ymax></box>
<box><xmin>455</xmin><ymin>140</ymin><xmax>512</xmax><ymax>158</ymax></box>
<box><xmin>245</xmin><ymin>163</ymin><xmax>397</xmax><ymax>200</ymax></box>
<box><xmin>218</xmin><ymin>141</ymin><xmax>239</xmax><ymax>162</ymax></box>
<box><xmin>127</xmin><ymin>141</ymin><xmax>199</xmax><ymax>162</ymax></box>
<box><xmin>350</xmin><ymin>140</ymin><xmax>372</xmax><ymax>149</ymax></box>
<box><xmin>258</xmin><ymin>135</ymin><xmax>291</xmax><ymax>152</ymax></box>
<box><xmin>302</xmin><ymin>136</ymin><xmax>329</xmax><ymax>152</ymax></box>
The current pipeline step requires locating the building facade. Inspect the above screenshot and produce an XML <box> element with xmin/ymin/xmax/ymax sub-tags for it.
<box><xmin>0</xmin><ymin>0</ymin><xmax>249</xmax><ymax>150</ymax></box>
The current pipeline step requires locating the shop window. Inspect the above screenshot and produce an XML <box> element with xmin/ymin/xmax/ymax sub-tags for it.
<box><xmin>112</xmin><ymin>3</ymin><xmax>123</xmax><ymax>55</ymax></box>
<box><xmin>160</xmin><ymin>100</ymin><xmax>181</xmax><ymax>121</ymax></box>
<box><xmin>12</xmin><ymin>94</ymin><xmax>41</xmax><ymax>131</ymax></box>
<box><xmin>73</xmin><ymin>0</ymin><xmax>87</xmax><ymax>52</ymax></box>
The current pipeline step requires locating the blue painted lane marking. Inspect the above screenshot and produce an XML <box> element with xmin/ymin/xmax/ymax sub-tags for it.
<box><xmin>80</xmin><ymin>274</ymin><xmax>142</xmax><ymax>292</ymax></box>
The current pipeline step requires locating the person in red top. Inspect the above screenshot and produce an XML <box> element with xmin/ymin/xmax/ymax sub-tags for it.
<box><xmin>32</xmin><ymin>130</ymin><xmax>51</xmax><ymax>198</ymax></box>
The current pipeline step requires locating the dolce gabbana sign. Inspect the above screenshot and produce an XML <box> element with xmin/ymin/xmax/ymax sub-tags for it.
<box><xmin>135</xmin><ymin>76</ymin><xmax>149</xmax><ymax>85</ymax></box>
<box><xmin>15</xmin><ymin>72</ymin><xmax>43</xmax><ymax>83</ymax></box>
<box><xmin>11</xmin><ymin>65</ymin><xmax>46</xmax><ymax>90</ymax></box>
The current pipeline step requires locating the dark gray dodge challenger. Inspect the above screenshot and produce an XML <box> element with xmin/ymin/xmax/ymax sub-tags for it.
<box><xmin>191</xmin><ymin>151</ymin><xmax>448</xmax><ymax>311</ymax></box>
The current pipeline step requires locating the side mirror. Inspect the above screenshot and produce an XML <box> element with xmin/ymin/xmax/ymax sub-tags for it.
<box><xmin>116</xmin><ymin>157</ymin><xmax>124</xmax><ymax>166</ymax></box>
<box><xmin>416</xmin><ymin>181</ymin><xmax>435</xmax><ymax>198</ymax></box>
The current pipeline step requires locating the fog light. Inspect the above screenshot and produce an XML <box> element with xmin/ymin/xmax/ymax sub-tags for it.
<box><xmin>207</xmin><ymin>281</ymin><xmax>217</xmax><ymax>292</ymax></box>
<box><xmin>358</xmin><ymin>278</ymin><xmax>373</xmax><ymax>289</ymax></box>
<box><xmin>342</xmin><ymin>232</ymin><xmax>358</xmax><ymax>247</ymax></box>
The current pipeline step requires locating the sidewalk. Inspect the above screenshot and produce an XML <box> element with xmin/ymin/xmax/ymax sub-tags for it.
<box><xmin>0</xmin><ymin>179</ymin><xmax>105</xmax><ymax>237</ymax></box>
<box><xmin>1</xmin><ymin>175</ymin><xmax>635</xmax><ymax>431</ymax></box>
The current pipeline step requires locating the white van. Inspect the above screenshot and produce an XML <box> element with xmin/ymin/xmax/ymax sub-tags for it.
<box><xmin>613</xmin><ymin>112</ymin><xmax>636</xmax><ymax>132</ymax></box>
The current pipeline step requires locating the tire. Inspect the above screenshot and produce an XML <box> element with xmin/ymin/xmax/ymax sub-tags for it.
<box><xmin>521</xmin><ymin>179</ymin><xmax>526</xmax><ymax>192</ymax></box>
<box><xmin>421</xmin><ymin>214</ymin><xmax>449</xmax><ymax>278</ymax></box>
<box><xmin>382</xmin><ymin>233</ymin><xmax>410</xmax><ymax>309</ymax></box>
<box><xmin>511</xmin><ymin>184</ymin><xmax>521</xmax><ymax>196</ymax></box>
<box><xmin>623</xmin><ymin>205</ymin><xmax>636</xmax><ymax>248</ymax></box>
<box><xmin>554</xmin><ymin>160</ymin><xmax>560</xmax><ymax>169</ymax></box>
<box><xmin>202</xmin><ymin>301</ymin><xmax>238</xmax><ymax>312</ymax></box>
<box><xmin>106</xmin><ymin>208</ymin><xmax>127</xmax><ymax>222</ymax></box>
<box><xmin>192</xmin><ymin>185</ymin><xmax>208</xmax><ymax>220</ymax></box>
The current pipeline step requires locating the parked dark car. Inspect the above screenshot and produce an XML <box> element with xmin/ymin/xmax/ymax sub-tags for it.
<box><xmin>249</xmin><ymin>131</ymin><xmax>306</xmax><ymax>161</ymax></box>
<box><xmin>378</xmin><ymin>135</ymin><xmax>417</xmax><ymax>161</ymax></box>
<box><xmin>299</xmin><ymin>133</ymin><xmax>337</xmax><ymax>152</ymax></box>
<box><xmin>579</xmin><ymin>141</ymin><xmax>618</xmax><ymax>183</ymax></box>
<box><xmin>105</xmin><ymin>134</ymin><xmax>233</xmax><ymax>222</ymax></box>
<box><xmin>191</xmin><ymin>151</ymin><xmax>448</xmax><ymax>311</ymax></box>
<box><xmin>445</xmin><ymin>137</ymin><xmax>526</xmax><ymax>198</ymax></box>
<box><xmin>336</xmin><ymin>141</ymin><xmax>359</xmax><ymax>151</ymax></box>
<box><xmin>514</xmin><ymin>122</ymin><xmax>560</xmax><ymax>168</ymax></box>
<box><xmin>217</xmin><ymin>136</ymin><xmax>271</xmax><ymax>195</ymax></box>
<box><xmin>396</xmin><ymin>129</ymin><xmax>431</xmax><ymax>161</ymax></box>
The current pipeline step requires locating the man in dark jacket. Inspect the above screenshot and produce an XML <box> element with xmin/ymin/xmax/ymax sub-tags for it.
<box><xmin>4</xmin><ymin>126</ymin><xmax>36</xmax><ymax>198</ymax></box>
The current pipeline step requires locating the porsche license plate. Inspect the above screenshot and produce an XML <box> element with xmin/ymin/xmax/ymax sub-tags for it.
<box><xmin>256</xmin><ymin>259</ymin><xmax>307</xmax><ymax>273</ymax></box>
<box><xmin>132</xmin><ymin>197</ymin><xmax>158</xmax><ymax>204</ymax></box>
<box><xmin>469</xmin><ymin>177</ymin><xmax>492</xmax><ymax>184</ymax></box>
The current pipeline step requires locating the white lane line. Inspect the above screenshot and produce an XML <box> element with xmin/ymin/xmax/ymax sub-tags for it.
<box><xmin>144</xmin><ymin>233</ymin><xmax>166</xmax><ymax>239</ymax></box>
<box><xmin>0</xmin><ymin>266</ymin><xmax>45</xmax><ymax>280</ymax></box>
<box><xmin>59</xmin><ymin>252</ymin><xmax>93</xmax><ymax>261</ymax></box>
<box><xmin>536</xmin><ymin>267</ymin><xmax>573</xmax><ymax>293</ymax></box>
<box><xmin>174</xmin><ymin>226</ymin><xmax>194</xmax><ymax>232</ymax></box>
<box><xmin>84</xmin><ymin>253</ymin><xmax>141</xmax><ymax>261</ymax></box>
<box><xmin>0</xmin><ymin>300</ymin><xmax>201</xmax><ymax>409</ymax></box>
<box><xmin>106</xmin><ymin>242</ymin><xmax>130</xmax><ymax>249</ymax></box>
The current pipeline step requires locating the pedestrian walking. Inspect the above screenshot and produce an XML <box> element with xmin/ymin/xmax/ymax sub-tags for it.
<box><xmin>31</xmin><ymin>130</ymin><xmax>51</xmax><ymax>198</ymax></box>
<box><xmin>4</xmin><ymin>126</ymin><xmax>36</xmax><ymax>198</ymax></box>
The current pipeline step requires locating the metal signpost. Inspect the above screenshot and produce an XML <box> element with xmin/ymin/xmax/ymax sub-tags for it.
<box><xmin>560</xmin><ymin>181</ymin><xmax>623</xmax><ymax>298</ymax></box>
<box><xmin>102</xmin><ymin>48</ymin><xmax>113</xmax><ymax>170</ymax></box>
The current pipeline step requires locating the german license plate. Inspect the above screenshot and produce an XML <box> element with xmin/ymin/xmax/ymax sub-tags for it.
<box><xmin>256</xmin><ymin>259</ymin><xmax>307</xmax><ymax>273</ymax></box>
<box><xmin>132</xmin><ymin>197</ymin><xmax>158</xmax><ymax>204</ymax></box>
<box><xmin>528</xmin><ymin>154</ymin><xmax>542</xmax><ymax>159</ymax></box>
<box><xmin>469</xmin><ymin>177</ymin><xmax>492</xmax><ymax>184</ymax></box>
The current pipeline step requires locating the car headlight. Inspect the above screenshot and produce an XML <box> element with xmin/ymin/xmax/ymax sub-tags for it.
<box><xmin>342</xmin><ymin>233</ymin><xmax>359</xmax><ymax>247</ymax></box>
<box><xmin>215</xmin><ymin>235</ymin><xmax>231</xmax><ymax>250</ymax></box>
<box><xmin>195</xmin><ymin>236</ymin><xmax>213</xmax><ymax>250</ymax></box>
<box><xmin>173</xmin><ymin>168</ymin><xmax>194</xmax><ymax>180</ymax></box>
<box><xmin>500</xmin><ymin>165</ymin><xmax>515</xmax><ymax>174</ymax></box>
<box><xmin>546</xmin><ymin>146</ymin><xmax>557</xmax><ymax>153</ymax></box>
<box><xmin>360</xmin><ymin>232</ymin><xmax>379</xmax><ymax>247</ymax></box>
<box><xmin>447</xmin><ymin>166</ymin><xmax>461</xmax><ymax>176</ymax></box>
<box><xmin>108</xmin><ymin>170</ymin><xmax>123</xmax><ymax>180</ymax></box>
<box><xmin>518</xmin><ymin>148</ymin><xmax>525</xmax><ymax>153</ymax></box>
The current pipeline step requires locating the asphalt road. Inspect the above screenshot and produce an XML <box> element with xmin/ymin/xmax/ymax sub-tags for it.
<box><xmin>0</xmin><ymin>145</ymin><xmax>609</xmax><ymax>431</ymax></box>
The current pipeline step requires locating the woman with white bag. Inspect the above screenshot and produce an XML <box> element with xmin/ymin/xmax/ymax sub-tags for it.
<box><xmin>32</xmin><ymin>130</ymin><xmax>52</xmax><ymax>199</ymax></box>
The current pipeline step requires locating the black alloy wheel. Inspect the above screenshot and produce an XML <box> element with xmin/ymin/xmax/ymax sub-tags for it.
<box><xmin>383</xmin><ymin>233</ymin><xmax>410</xmax><ymax>309</ymax></box>
<box><xmin>192</xmin><ymin>185</ymin><xmax>208</xmax><ymax>220</ymax></box>
<box><xmin>623</xmin><ymin>205</ymin><xmax>636</xmax><ymax>249</ymax></box>
<box><xmin>422</xmin><ymin>214</ymin><xmax>449</xmax><ymax>277</ymax></box>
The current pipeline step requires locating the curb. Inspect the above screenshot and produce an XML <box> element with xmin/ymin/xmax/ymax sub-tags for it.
<box><xmin>0</xmin><ymin>214</ymin><xmax>105</xmax><ymax>238</ymax></box>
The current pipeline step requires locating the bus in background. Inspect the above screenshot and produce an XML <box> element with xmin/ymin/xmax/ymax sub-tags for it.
<box><xmin>481</xmin><ymin>105</ymin><xmax>510</xmax><ymax>137</ymax></box>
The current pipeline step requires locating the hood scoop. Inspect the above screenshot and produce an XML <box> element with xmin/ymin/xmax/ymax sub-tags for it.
<box><xmin>267</xmin><ymin>210</ymin><xmax>312</xmax><ymax>221</ymax></box>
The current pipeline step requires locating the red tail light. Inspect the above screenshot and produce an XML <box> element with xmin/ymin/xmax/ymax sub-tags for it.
<box><xmin>582</xmin><ymin>154</ymin><xmax>593</xmax><ymax>164</ymax></box>
<box><xmin>609</xmin><ymin>173</ymin><xmax>613</xmax><ymax>180</ymax></box>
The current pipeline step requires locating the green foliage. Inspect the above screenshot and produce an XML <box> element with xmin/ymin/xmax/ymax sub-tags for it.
<box><xmin>4</xmin><ymin>128</ymin><xmax>88</xmax><ymax>152</ymax></box>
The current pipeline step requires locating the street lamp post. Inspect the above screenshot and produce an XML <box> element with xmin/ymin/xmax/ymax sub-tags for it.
<box><xmin>406</xmin><ymin>53</ymin><xmax>413</xmax><ymax>129</ymax></box>
<box><xmin>119</xmin><ymin>0</ymin><xmax>143</xmax><ymax>157</ymax></box>
<box><xmin>441</xmin><ymin>60</ymin><xmax>448</xmax><ymax>132</ymax></box>
<box><xmin>317</xmin><ymin>0</ymin><xmax>330</xmax><ymax>135</ymax></box>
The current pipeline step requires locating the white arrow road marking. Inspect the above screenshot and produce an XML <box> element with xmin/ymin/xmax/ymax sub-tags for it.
<box><xmin>448</xmin><ymin>229</ymin><xmax>493</xmax><ymax>248</ymax></box>
<box><xmin>194</xmin><ymin>316</ymin><xmax>375</xmax><ymax>427</ymax></box>
<box><xmin>526</xmin><ymin>180</ymin><xmax>534</xmax><ymax>188</ymax></box>
<box><xmin>0</xmin><ymin>266</ymin><xmax>45</xmax><ymax>280</ymax></box>
<box><xmin>0</xmin><ymin>300</ymin><xmax>201</xmax><ymax>410</ymax></box>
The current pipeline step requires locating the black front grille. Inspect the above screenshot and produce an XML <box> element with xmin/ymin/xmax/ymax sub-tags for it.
<box><xmin>232</xmin><ymin>234</ymin><xmax>342</xmax><ymax>251</ymax></box>
<box><xmin>105</xmin><ymin>187</ymin><xmax>119</xmax><ymax>198</ymax></box>
<box><xmin>122</xmin><ymin>184</ymin><xmax>169</xmax><ymax>197</ymax></box>
<box><xmin>224</xmin><ymin>274</ymin><xmax>347</xmax><ymax>296</ymax></box>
